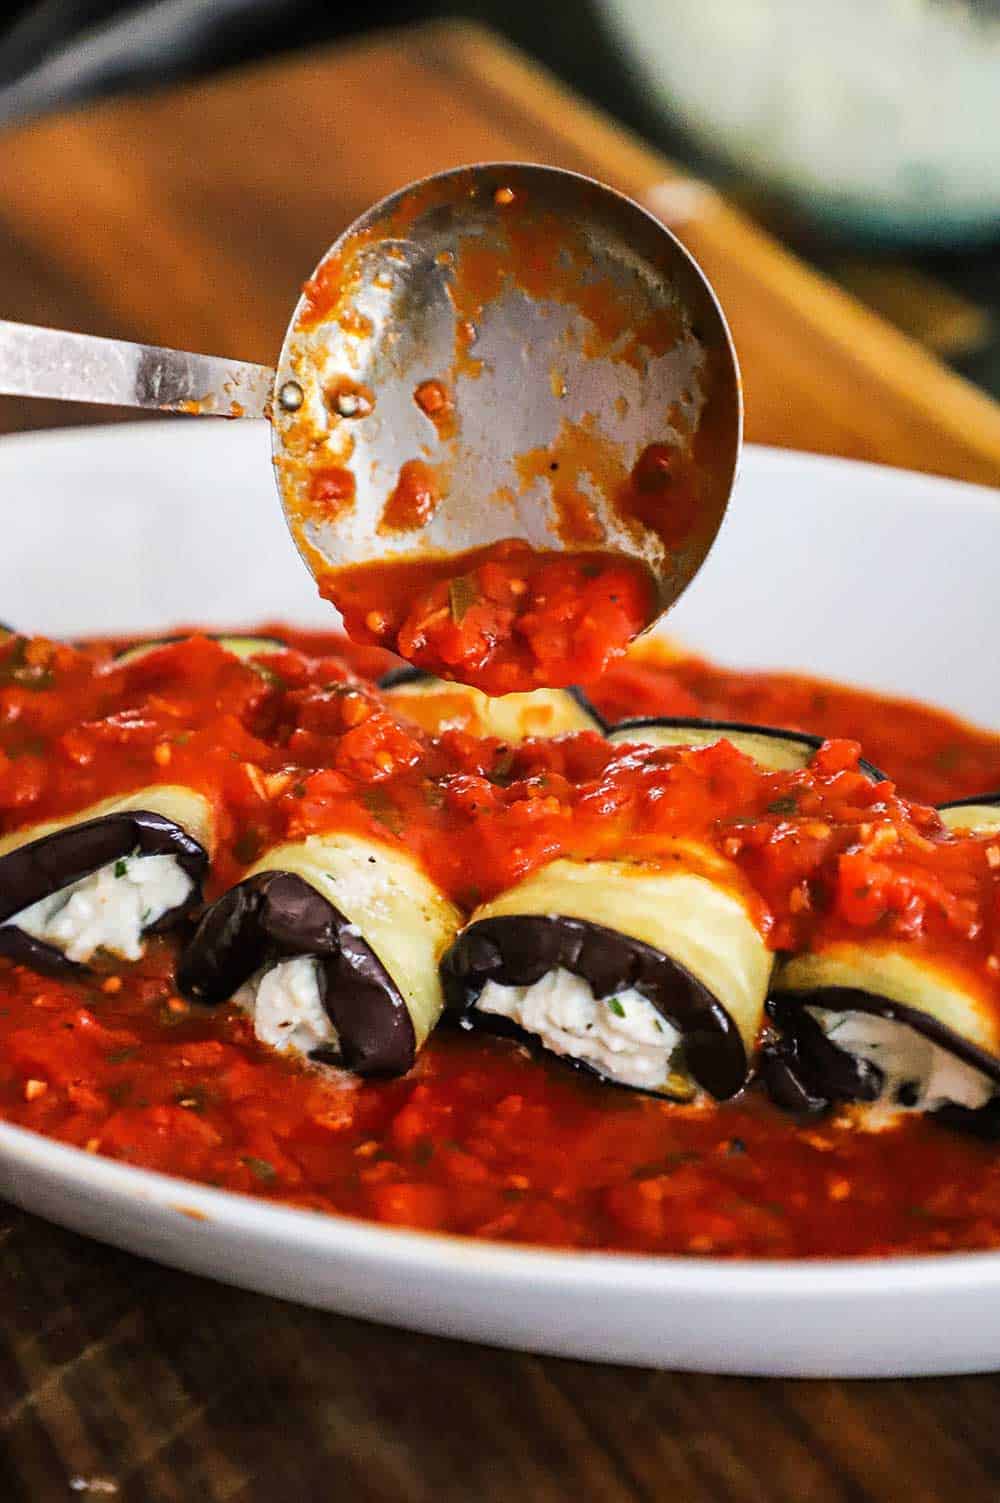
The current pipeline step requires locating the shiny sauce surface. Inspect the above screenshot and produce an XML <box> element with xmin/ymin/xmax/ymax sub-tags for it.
<box><xmin>325</xmin><ymin>541</ymin><xmax>657</xmax><ymax>697</ymax></box>
<box><xmin>2</xmin><ymin>628</ymin><xmax>1000</xmax><ymax>1258</ymax></box>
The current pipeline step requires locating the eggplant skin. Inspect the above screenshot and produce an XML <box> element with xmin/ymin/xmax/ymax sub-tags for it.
<box><xmin>565</xmin><ymin>686</ymin><xmax>607</xmax><ymax>730</ymax></box>
<box><xmin>177</xmin><ymin>871</ymin><xmax>417</xmax><ymax>1076</ymax></box>
<box><xmin>759</xmin><ymin>995</ymin><xmax>885</xmax><ymax>1117</ymax></box>
<box><xmin>939</xmin><ymin>793</ymin><xmax>1000</xmax><ymax>813</ymax></box>
<box><xmin>0</xmin><ymin>927</ymin><xmax>86</xmax><ymax>978</ymax></box>
<box><xmin>607</xmin><ymin>716</ymin><xmax>886</xmax><ymax>782</ymax></box>
<box><xmin>0</xmin><ymin>810</ymin><xmax>208</xmax><ymax>976</ymax></box>
<box><xmin>377</xmin><ymin>666</ymin><xmax>434</xmax><ymax>692</ymax></box>
<box><xmin>756</xmin><ymin>1034</ymin><xmax>831</xmax><ymax>1118</ymax></box>
<box><xmin>441</xmin><ymin>913</ymin><xmax>747</xmax><ymax>1099</ymax></box>
<box><xmin>934</xmin><ymin>1099</ymin><xmax>1000</xmax><ymax>1141</ymax></box>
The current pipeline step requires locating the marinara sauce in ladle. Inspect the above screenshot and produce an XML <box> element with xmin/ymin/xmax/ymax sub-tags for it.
<box><xmin>0</xmin><ymin>163</ymin><xmax>741</xmax><ymax>692</ymax></box>
<box><xmin>272</xmin><ymin>164</ymin><xmax>741</xmax><ymax>693</ymax></box>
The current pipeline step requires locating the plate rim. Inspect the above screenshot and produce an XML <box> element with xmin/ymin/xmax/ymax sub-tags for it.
<box><xmin>8</xmin><ymin>1111</ymin><xmax>1000</xmax><ymax>1296</ymax></box>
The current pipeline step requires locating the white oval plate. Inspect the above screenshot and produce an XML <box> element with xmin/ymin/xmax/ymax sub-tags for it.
<box><xmin>0</xmin><ymin>420</ymin><xmax>998</xmax><ymax>1378</ymax></box>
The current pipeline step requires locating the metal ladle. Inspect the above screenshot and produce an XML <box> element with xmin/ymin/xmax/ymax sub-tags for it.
<box><xmin>0</xmin><ymin>163</ymin><xmax>741</xmax><ymax>621</ymax></box>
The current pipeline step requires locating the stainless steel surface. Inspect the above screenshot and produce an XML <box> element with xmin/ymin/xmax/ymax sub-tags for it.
<box><xmin>0</xmin><ymin>320</ymin><xmax>274</xmax><ymax>418</ymax></box>
<box><xmin>0</xmin><ymin>165</ymin><xmax>740</xmax><ymax>633</ymax></box>
<box><xmin>272</xmin><ymin>162</ymin><xmax>742</xmax><ymax>615</ymax></box>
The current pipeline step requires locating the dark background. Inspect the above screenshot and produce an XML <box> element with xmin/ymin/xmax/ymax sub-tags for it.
<box><xmin>1</xmin><ymin>0</ymin><xmax>997</xmax><ymax>398</ymax></box>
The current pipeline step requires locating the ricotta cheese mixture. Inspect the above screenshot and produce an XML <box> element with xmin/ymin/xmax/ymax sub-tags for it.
<box><xmin>476</xmin><ymin>966</ymin><xmax>684</xmax><ymax>1092</ymax></box>
<box><xmin>812</xmin><ymin>1007</ymin><xmax>997</xmax><ymax>1122</ymax></box>
<box><xmin>6</xmin><ymin>853</ymin><xmax>191</xmax><ymax>964</ymax></box>
<box><xmin>235</xmin><ymin>954</ymin><xmax>339</xmax><ymax>1058</ymax></box>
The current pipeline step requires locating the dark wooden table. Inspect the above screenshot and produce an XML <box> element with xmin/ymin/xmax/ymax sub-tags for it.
<box><xmin>2</xmin><ymin>23</ymin><xmax>1000</xmax><ymax>1501</ymax></box>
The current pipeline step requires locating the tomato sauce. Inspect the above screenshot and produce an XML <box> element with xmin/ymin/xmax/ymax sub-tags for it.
<box><xmin>585</xmin><ymin>648</ymin><xmax>1000</xmax><ymax>807</ymax></box>
<box><xmin>3</xmin><ymin>627</ymin><xmax>1000</xmax><ymax>1258</ymax></box>
<box><xmin>618</xmin><ymin>442</ymin><xmax>702</xmax><ymax>550</ymax></box>
<box><xmin>378</xmin><ymin>459</ymin><xmax>441</xmax><ymax>535</ymax></box>
<box><xmin>413</xmin><ymin>379</ymin><xmax>456</xmax><ymax>441</ymax></box>
<box><xmin>308</xmin><ymin>465</ymin><xmax>357</xmax><ymax>522</ymax></box>
<box><xmin>321</xmin><ymin>541</ymin><xmax>657</xmax><ymax>696</ymax></box>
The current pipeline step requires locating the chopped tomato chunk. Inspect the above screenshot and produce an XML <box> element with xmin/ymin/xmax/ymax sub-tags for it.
<box><xmin>323</xmin><ymin>541</ymin><xmax>656</xmax><ymax>694</ymax></box>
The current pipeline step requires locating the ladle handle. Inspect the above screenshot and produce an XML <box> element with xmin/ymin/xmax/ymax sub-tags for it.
<box><xmin>0</xmin><ymin>319</ymin><xmax>274</xmax><ymax>418</ymax></box>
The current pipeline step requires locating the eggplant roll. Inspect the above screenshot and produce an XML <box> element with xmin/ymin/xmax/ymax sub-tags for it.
<box><xmin>0</xmin><ymin>786</ymin><xmax>212</xmax><ymax>973</ymax></box>
<box><xmin>607</xmin><ymin>717</ymin><xmax>885</xmax><ymax>780</ymax></box>
<box><xmin>442</xmin><ymin>851</ymin><xmax>774</xmax><ymax>1099</ymax></box>
<box><xmin>764</xmin><ymin>946</ymin><xmax>1000</xmax><ymax>1126</ymax></box>
<box><xmin>764</xmin><ymin>798</ymin><xmax>1000</xmax><ymax>1124</ymax></box>
<box><xmin>178</xmin><ymin>833</ymin><xmax>462</xmax><ymax>1076</ymax></box>
<box><xmin>379</xmin><ymin>667</ymin><xmax>603</xmax><ymax>742</ymax></box>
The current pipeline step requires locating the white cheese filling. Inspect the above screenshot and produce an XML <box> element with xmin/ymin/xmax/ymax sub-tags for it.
<box><xmin>811</xmin><ymin>1006</ymin><xmax>997</xmax><ymax>1121</ymax></box>
<box><xmin>5</xmin><ymin>853</ymin><xmax>192</xmax><ymax>964</ymax></box>
<box><xmin>476</xmin><ymin>966</ymin><xmax>683</xmax><ymax>1091</ymax></box>
<box><xmin>234</xmin><ymin>954</ymin><xmax>339</xmax><ymax>1059</ymax></box>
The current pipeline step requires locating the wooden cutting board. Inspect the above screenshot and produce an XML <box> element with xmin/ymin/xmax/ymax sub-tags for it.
<box><xmin>2</xmin><ymin>23</ymin><xmax>1000</xmax><ymax>1503</ymax></box>
<box><xmin>0</xmin><ymin>21</ymin><xmax>998</xmax><ymax>485</ymax></box>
